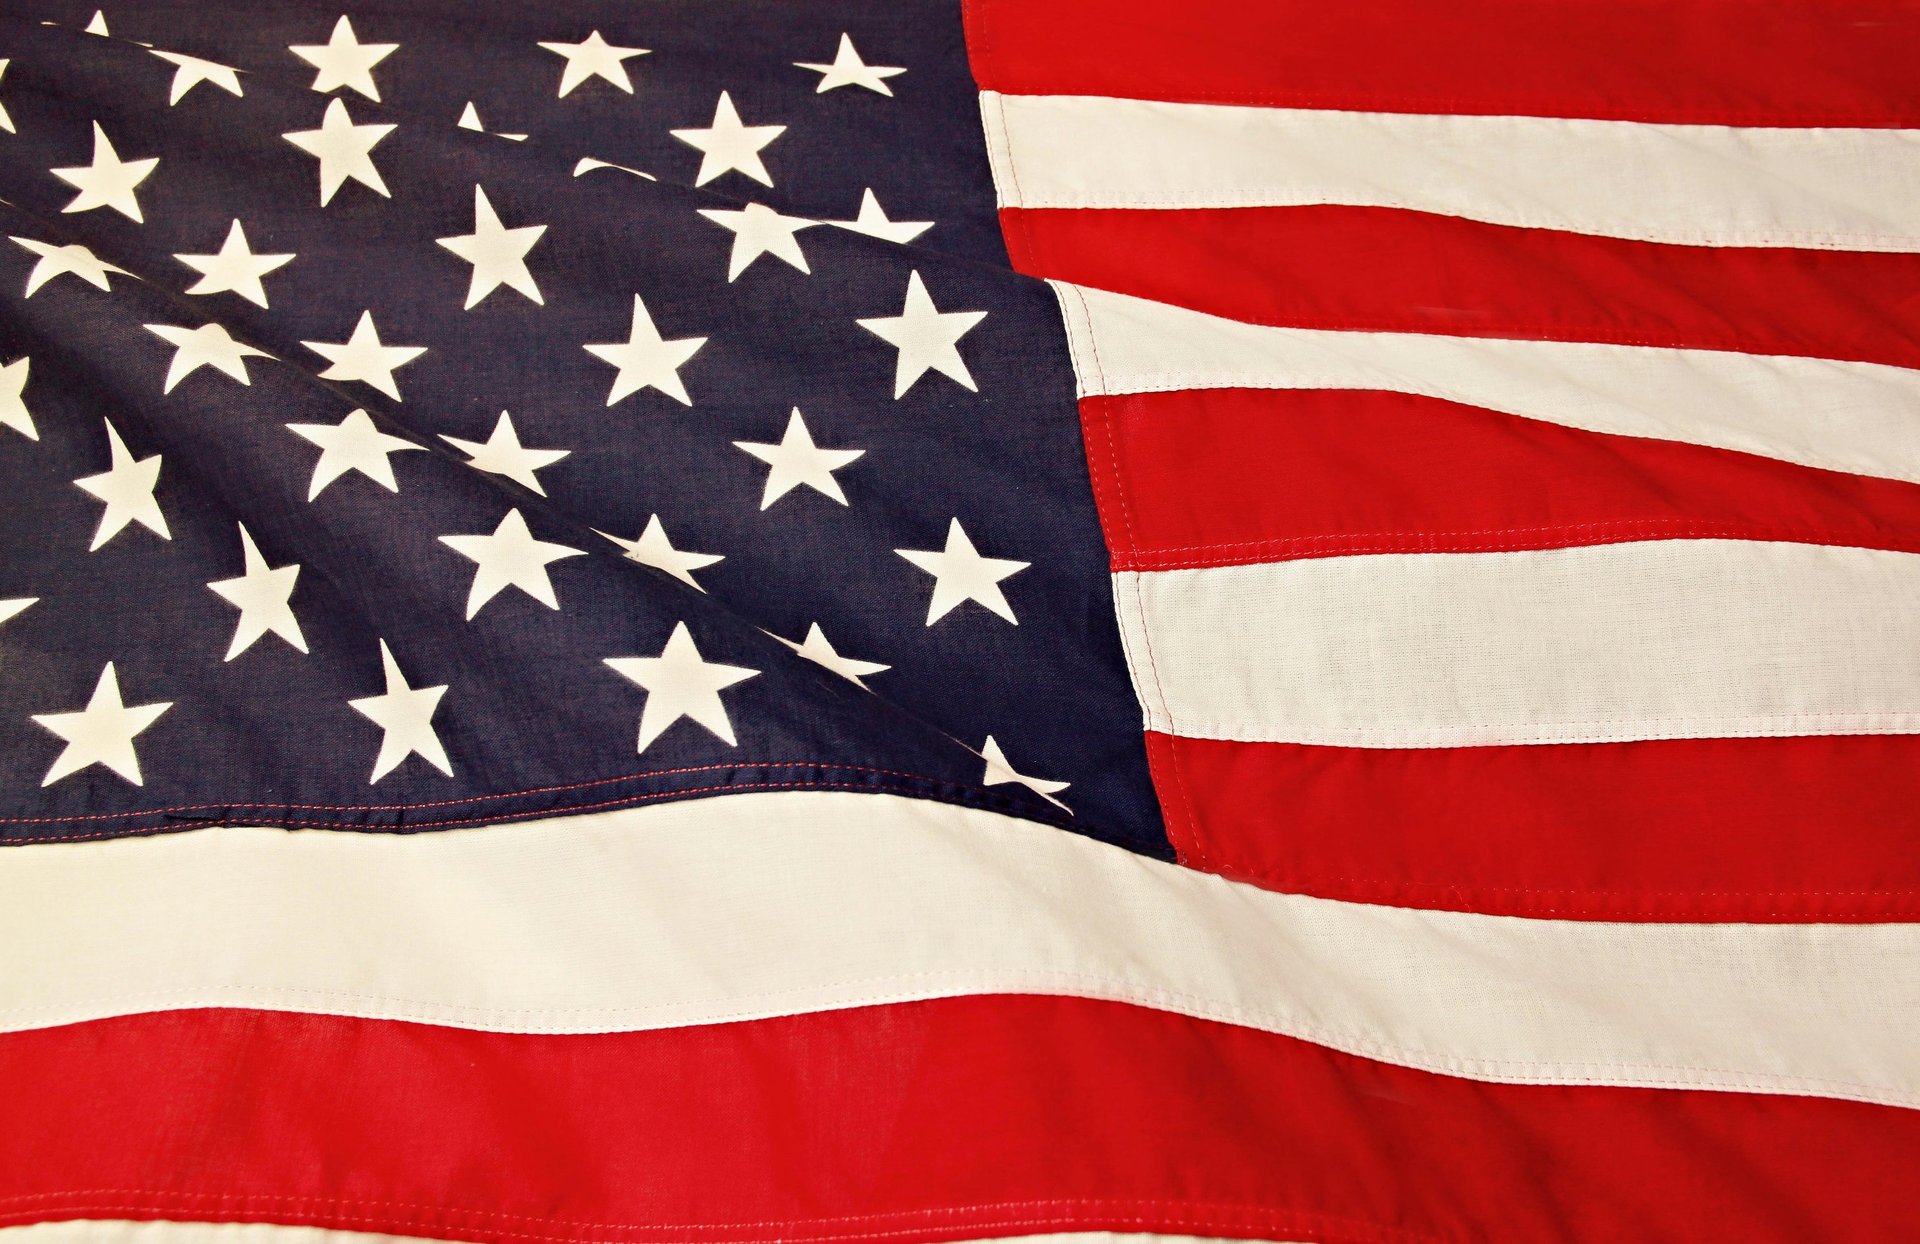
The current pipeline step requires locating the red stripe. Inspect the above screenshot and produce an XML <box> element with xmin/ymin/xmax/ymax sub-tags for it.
<box><xmin>1082</xmin><ymin>387</ymin><xmax>1920</xmax><ymax>572</ymax></box>
<box><xmin>1151</xmin><ymin>731</ymin><xmax>1920</xmax><ymax>922</ymax></box>
<box><xmin>3</xmin><ymin>1000</ymin><xmax>1919</xmax><ymax>1243</ymax></box>
<box><xmin>963</xmin><ymin>0</ymin><xmax>1920</xmax><ymax>125</ymax></box>
<box><xmin>1002</xmin><ymin>206</ymin><xmax>1920</xmax><ymax>369</ymax></box>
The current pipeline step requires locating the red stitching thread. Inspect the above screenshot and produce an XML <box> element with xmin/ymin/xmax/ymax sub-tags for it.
<box><xmin>0</xmin><ymin>1188</ymin><xmax>1435</xmax><ymax>1244</ymax></box>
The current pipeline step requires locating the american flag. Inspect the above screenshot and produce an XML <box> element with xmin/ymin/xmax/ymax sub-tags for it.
<box><xmin>2</xmin><ymin>0</ymin><xmax>1917</xmax><ymax>1240</ymax></box>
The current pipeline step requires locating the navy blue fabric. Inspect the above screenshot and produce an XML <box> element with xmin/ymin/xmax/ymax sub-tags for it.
<box><xmin>0</xmin><ymin>0</ymin><xmax>1171</xmax><ymax>856</ymax></box>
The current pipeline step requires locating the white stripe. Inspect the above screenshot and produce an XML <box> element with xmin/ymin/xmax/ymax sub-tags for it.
<box><xmin>4</xmin><ymin>792</ymin><xmax>1919</xmax><ymax>1108</ymax></box>
<box><xmin>982</xmin><ymin>91</ymin><xmax>1920</xmax><ymax>251</ymax></box>
<box><xmin>0</xmin><ymin>1227</ymin><xmax>1277</xmax><ymax>1244</ymax></box>
<box><xmin>1053</xmin><ymin>281</ymin><xmax>1920</xmax><ymax>485</ymax></box>
<box><xmin>0</xmin><ymin>1225</ymin><xmax>431</xmax><ymax>1244</ymax></box>
<box><xmin>1113</xmin><ymin>539</ymin><xmax>1920</xmax><ymax>747</ymax></box>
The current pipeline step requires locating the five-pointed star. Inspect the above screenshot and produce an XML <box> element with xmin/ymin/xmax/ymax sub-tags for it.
<box><xmin>594</xmin><ymin>516</ymin><xmax>723</xmax><ymax>591</ymax></box>
<box><xmin>0</xmin><ymin>357</ymin><xmax>32</xmax><ymax>441</ymax></box>
<box><xmin>208</xmin><ymin>523</ymin><xmax>307</xmax><ymax>660</ymax></box>
<box><xmin>777</xmin><ymin>623</ymin><xmax>889</xmax><ymax>690</ymax></box>
<box><xmin>794</xmin><ymin>34</ymin><xmax>906</xmax><ymax>95</ymax></box>
<box><xmin>77</xmin><ymin>421</ymin><xmax>169</xmax><ymax>551</ymax></box>
<box><xmin>283</xmin><ymin>98</ymin><xmax>395</xmax><ymax>205</ymax></box>
<box><xmin>830</xmin><ymin>189</ymin><xmax>932</xmax><ymax>244</ymax></box>
<box><xmin>175</xmin><ymin>219</ymin><xmax>294</xmax><ymax>307</ymax></box>
<box><xmin>288</xmin><ymin>408</ymin><xmax>424</xmax><ymax>500</ymax></box>
<box><xmin>145</xmin><ymin>321</ymin><xmax>269</xmax><ymax>393</ymax></box>
<box><xmin>539</xmin><ymin>30</ymin><xmax>648</xmax><ymax>97</ymax></box>
<box><xmin>979</xmin><ymin>735</ymin><xmax>1071</xmax><ymax>811</ymax></box>
<box><xmin>52</xmin><ymin>122</ymin><xmax>159</xmax><ymax>223</ymax></box>
<box><xmin>0</xmin><ymin>60</ymin><xmax>13</xmax><ymax>134</ymax></box>
<box><xmin>895</xmin><ymin>518</ymin><xmax>1029</xmax><ymax>625</ymax></box>
<box><xmin>83</xmin><ymin>10</ymin><xmax>110</xmax><ymax>35</ymax></box>
<box><xmin>605</xmin><ymin>622</ymin><xmax>758</xmax><ymax>752</ymax></box>
<box><xmin>290</xmin><ymin>15</ymin><xmax>398</xmax><ymax>101</ymax></box>
<box><xmin>0</xmin><ymin>597</ymin><xmax>34</xmax><ymax>628</ymax></box>
<box><xmin>11</xmin><ymin>235</ymin><xmax>129</xmax><ymax>298</ymax></box>
<box><xmin>456</xmin><ymin>102</ymin><xmax>526</xmax><ymax>141</ymax></box>
<box><xmin>670</xmin><ymin>92</ymin><xmax>785</xmax><ymax>188</ymax></box>
<box><xmin>733</xmin><ymin>408</ymin><xmax>864</xmax><ymax>510</ymax></box>
<box><xmin>302</xmin><ymin>310</ymin><xmax>426</xmax><ymax>400</ymax></box>
<box><xmin>584</xmin><ymin>295</ymin><xmax>707</xmax><ymax>406</ymax></box>
<box><xmin>349</xmin><ymin>641</ymin><xmax>452</xmax><ymax>782</ymax></box>
<box><xmin>697</xmin><ymin>202</ymin><xmax>818</xmax><ymax>281</ymax></box>
<box><xmin>149</xmin><ymin>49</ymin><xmax>243</xmax><ymax>104</ymax></box>
<box><xmin>439</xmin><ymin>508</ymin><xmax>585</xmax><ymax>619</ymax></box>
<box><xmin>440</xmin><ymin>410</ymin><xmax>568</xmax><ymax>495</ymax></box>
<box><xmin>857</xmin><ymin>271</ymin><xmax>988</xmax><ymax>398</ymax></box>
<box><xmin>33</xmin><ymin>662</ymin><xmax>172</xmax><ymax>787</ymax></box>
<box><xmin>436</xmin><ymin>185</ymin><xmax>547</xmax><ymax>308</ymax></box>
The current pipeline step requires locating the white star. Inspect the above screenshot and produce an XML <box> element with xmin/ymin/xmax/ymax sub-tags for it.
<box><xmin>857</xmin><ymin>271</ymin><xmax>987</xmax><ymax>398</ymax></box>
<box><xmin>207</xmin><ymin>523</ymin><xmax>307</xmax><ymax>660</ymax></box>
<box><xmin>290</xmin><ymin>16</ymin><xmax>397</xmax><ymax>102</ymax></box>
<box><xmin>604</xmin><ymin>622</ymin><xmax>757</xmax><ymax>752</ymax></box>
<box><xmin>348</xmin><ymin>641</ymin><xmax>451</xmax><ymax>782</ymax></box>
<box><xmin>795</xmin><ymin>34</ymin><xmax>905</xmax><ymax>95</ymax></box>
<box><xmin>283</xmin><ymin>98</ymin><xmax>395</xmax><ymax>205</ymax></box>
<box><xmin>439</xmin><ymin>508</ymin><xmax>584</xmax><ymax>620</ymax></box>
<box><xmin>0</xmin><ymin>598</ymin><xmax>34</xmax><ymax>628</ymax></box>
<box><xmin>829</xmin><ymin>189</ymin><xmax>932</xmax><ymax>244</ymax></box>
<box><xmin>33</xmin><ymin>663</ymin><xmax>172</xmax><ymax>787</ymax></box>
<box><xmin>697</xmin><ymin>202</ymin><xmax>818</xmax><ymax>281</ymax></box>
<box><xmin>440</xmin><ymin>410</ymin><xmax>568</xmax><ymax>495</ymax></box>
<box><xmin>670</xmin><ymin>92</ymin><xmax>785</xmax><ymax>188</ymax></box>
<box><xmin>77</xmin><ymin>421</ymin><xmax>168</xmax><ymax>551</ymax></box>
<box><xmin>456</xmin><ymin>102</ymin><xmax>526</xmax><ymax>141</ymax></box>
<box><xmin>776</xmin><ymin>623</ymin><xmax>889</xmax><ymax>689</ymax></box>
<box><xmin>83</xmin><ymin>11</ymin><xmax>109</xmax><ymax>36</ymax></box>
<box><xmin>894</xmin><ymin>518</ymin><xmax>1028</xmax><ymax>625</ymax></box>
<box><xmin>539</xmin><ymin>30</ymin><xmax>648</xmax><ymax>98</ymax></box>
<box><xmin>144</xmin><ymin>322</ymin><xmax>269</xmax><ymax>394</ymax></box>
<box><xmin>302</xmin><ymin>310</ymin><xmax>426</xmax><ymax>401</ymax></box>
<box><xmin>573</xmin><ymin>156</ymin><xmax>654</xmax><ymax>181</ymax></box>
<box><xmin>287</xmin><ymin>408</ymin><xmax>423</xmax><ymax>500</ymax></box>
<box><xmin>733</xmin><ymin>408</ymin><xmax>863</xmax><ymax>510</ymax></box>
<box><xmin>979</xmin><ymin>735</ymin><xmax>1071</xmax><ymax>812</ymax></box>
<box><xmin>436</xmin><ymin>185</ymin><xmax>546</xmax><ymax>308</ymax></box>
<box><xmin>0</xmin><ymin>61</ymin><xmax>13</xmax><ymax>134</ymax></box>
<box><xmin>149</xmin><ymin>49</ymin><xmax>243</xmax><ymax>104</ymax></box>
<box><xmin>594</xmin><ymin>516</ymin><xmax>722</xmax><ymax>591</ymax></box>
<box><xmin>11</xmin><ymin>236</ymin><xmax>129</xmax><ymax>298</ymax></box>
<box><xmin>0</xmin><ymin>357</ymin><xmax>32</xmax><ymax>441</ymax></box>
<box><xmin>584</xmin><ymin>294</ymin><xmax>707</xmax><ymax>407</ymax></box>
<box><xmin>52</xmin><ymin>123</ymin><xmax>159</xmax><ymax>223</ymax></box>
<box><xmin>175</xmin><ymin>220</ymin><xmax>294</xmax><ymax>307</ymax></box>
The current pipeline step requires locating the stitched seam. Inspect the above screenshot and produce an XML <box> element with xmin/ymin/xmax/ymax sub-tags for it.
<box><xmin>1025</xmin><ymin>297</ymin><xmax>1920</xmax><ymax>365</ymax></box>
<box><xmin>1069</xmin><ymin>284</ymin><xmax>1208</xmax><ymax>871</ymax></box>
<box><xmin>1082</xmin><ymin>375</ymin><xmax>1911</xmax><ymax>484</ymax></box>
<box><xmin>984</xmin><ymin>84</ymin><xmax>1920</xmax><ymax>128</ymax></box>
<box><xmin>1098</xmin><ymin>376</ymin><xmax>1904</xmax><ymax>483</ymax></box>
<box><xmin>0</xmin><ymin>1192</ymin><xmax>1427</xmax><ymax>1244</ymax></box>
<box><xmin>1011</xmin><ymin>193</ymin><xmax>1920</xmax><ymax>249</ymax></box>
<box><xmin>1120</xmin><ymin>519</ymin><xmax>1920</xmax><ymax>559</ymax></box>
<box><xmin>1114</xmin><ymin>522</ymin><xmax>1920</xmax><ymax>570</ymax></box>
<box><xmin>0</xmin><ymin>777</ymin><xmax>1083</xmax><ymax>843</ymax></box>
<box><xmin>1158</xmin><ymin>713</ymin><xmax>1920</xmax><ymax>741</ymax></box>
<box><xmin>0</xmin><ymin>762</ymin><xmax>956</xmax><ymax>825</ymax></box>
<box><xmin>1</xmin><ymin>968</ymin><xmax>1910</xmax><ymax>1097</ymax></box>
